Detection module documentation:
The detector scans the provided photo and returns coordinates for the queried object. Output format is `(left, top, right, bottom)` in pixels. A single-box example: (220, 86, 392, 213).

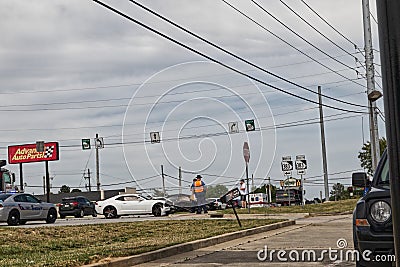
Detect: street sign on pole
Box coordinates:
(243, 142, 250, 163)
(82, 139, 91, 150)
(150, 132, 161, 143)
(228, 122, 239, 134)
(281, 161, 293, 172)
(95, 137, 104, 149)
(245, 119, 255, 131)
(295, 155, 307, 170)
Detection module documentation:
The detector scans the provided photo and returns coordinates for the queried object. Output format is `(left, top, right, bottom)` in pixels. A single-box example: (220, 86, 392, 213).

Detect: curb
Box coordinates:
(84, 220, 295, 267)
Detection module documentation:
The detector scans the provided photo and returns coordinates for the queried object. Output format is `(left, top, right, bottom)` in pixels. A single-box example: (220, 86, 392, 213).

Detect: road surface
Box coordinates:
(136, 214, 355, 266)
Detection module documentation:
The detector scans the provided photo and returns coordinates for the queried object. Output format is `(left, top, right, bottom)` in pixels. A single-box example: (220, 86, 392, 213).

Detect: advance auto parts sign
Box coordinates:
(8, 142, 59, 164)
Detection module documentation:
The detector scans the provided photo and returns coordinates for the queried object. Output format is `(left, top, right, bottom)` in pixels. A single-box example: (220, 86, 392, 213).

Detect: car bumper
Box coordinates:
(355, 226, 395, 266)
(59, 209, 80, 216)
(0, 210, 8, 222)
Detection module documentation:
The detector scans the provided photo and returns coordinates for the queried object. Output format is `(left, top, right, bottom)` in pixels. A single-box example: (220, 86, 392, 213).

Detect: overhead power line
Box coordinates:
(92, 0, 366, 114)
(299, 0, 362, 52)
(127, 0, 367, 110)
(278, 0, 364, 68)
(220, 0, 367, 92)
(251, 0, 359, 73)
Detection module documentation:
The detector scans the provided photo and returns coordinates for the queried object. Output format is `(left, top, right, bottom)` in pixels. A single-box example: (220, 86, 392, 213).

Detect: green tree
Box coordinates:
(330, 183, 345, 201)
(59, 185, 70, 193)
(358, 137, 387, 175)
(206, 184, 228, 198)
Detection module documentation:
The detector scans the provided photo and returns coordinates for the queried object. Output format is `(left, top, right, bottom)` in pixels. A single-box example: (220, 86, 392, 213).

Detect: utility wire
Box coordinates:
(128, 0, 367, 110)
(92, 1, 366, 114)
(299, 0, 362, 53)
(278, 0, 364, 69)
(250, 0, 362, 78)
(220, 0, 367, 92)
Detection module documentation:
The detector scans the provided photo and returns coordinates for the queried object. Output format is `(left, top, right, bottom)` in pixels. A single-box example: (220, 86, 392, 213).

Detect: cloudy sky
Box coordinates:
(0, 0, 384, 199)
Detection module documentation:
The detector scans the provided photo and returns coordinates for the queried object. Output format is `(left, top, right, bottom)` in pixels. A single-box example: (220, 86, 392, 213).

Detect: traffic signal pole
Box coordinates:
(376, 0, 400, 265)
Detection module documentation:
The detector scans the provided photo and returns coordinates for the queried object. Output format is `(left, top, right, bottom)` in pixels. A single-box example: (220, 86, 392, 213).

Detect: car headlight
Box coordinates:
(370, 201, 391, 223)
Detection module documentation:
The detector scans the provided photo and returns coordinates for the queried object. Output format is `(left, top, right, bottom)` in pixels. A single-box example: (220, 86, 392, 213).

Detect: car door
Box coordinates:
(135, 196, 152, 214)
(122, 195, 143, 214)
(13, 194, 34, 219)
(25, 194, 44, 218)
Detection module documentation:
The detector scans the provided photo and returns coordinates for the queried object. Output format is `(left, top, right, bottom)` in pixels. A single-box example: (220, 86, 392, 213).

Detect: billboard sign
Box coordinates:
(8, 142, 59, 164)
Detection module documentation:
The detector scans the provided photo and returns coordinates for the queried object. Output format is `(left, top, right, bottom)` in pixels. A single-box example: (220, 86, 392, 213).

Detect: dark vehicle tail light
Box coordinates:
(71, 201, 78, 207)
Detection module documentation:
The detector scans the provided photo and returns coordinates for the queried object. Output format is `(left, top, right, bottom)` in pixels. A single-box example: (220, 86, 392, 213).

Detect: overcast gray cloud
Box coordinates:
(0, 0, 383, 199)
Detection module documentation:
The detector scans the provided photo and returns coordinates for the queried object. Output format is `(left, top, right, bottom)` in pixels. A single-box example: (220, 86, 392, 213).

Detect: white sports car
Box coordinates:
(0, 193, 57, 226)
(95, 194, 171, 218)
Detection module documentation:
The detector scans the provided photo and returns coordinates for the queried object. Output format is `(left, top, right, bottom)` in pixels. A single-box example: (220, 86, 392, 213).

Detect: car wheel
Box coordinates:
(46, 208, 57, 224)
(75, 209, 85, 218)
(152, 203, 162, 217)
(103, 206, 117, 219)
(7, 210, 20, 226)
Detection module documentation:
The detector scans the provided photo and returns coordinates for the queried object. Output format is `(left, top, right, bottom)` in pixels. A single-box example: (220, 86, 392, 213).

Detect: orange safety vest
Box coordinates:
(194, 180, 204, 193)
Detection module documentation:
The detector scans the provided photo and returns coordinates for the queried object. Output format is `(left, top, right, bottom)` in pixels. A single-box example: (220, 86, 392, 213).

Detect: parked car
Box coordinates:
(0, 193, 57, 226)
(206, 198, 227, 210)
(352, 150, 393, 267)
(95, 193, 171, 218)
(58, 196, 96, 219)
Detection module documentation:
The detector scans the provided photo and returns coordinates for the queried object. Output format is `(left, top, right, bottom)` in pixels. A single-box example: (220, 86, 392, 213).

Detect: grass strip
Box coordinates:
(0, 218, 281, 267)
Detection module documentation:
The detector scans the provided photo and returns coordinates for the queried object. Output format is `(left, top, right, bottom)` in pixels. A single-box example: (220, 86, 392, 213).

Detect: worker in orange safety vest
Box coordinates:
(192, 175, 207, 214)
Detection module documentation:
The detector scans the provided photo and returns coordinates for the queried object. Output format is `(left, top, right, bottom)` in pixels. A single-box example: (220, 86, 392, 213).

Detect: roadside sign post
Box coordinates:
(243, 142, 250, 214)
(295, 155, 307, 206)
(8, 142, 59, 200)
(82, 139, 91, 150)
(281, 156, 293, 206)
(220, 188, 241, 227)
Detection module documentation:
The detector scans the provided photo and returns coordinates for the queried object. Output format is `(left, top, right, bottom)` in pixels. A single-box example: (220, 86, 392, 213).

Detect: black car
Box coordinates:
(352, 150, 394, 266)
(58, 196, 97, 219)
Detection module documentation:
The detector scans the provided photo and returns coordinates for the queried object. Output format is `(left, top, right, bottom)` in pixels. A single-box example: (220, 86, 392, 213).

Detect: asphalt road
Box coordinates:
(135, 214, 356, 267)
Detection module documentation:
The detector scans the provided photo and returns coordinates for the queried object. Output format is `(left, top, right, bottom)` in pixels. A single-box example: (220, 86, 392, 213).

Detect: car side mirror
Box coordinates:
(352, 172, 370, 187)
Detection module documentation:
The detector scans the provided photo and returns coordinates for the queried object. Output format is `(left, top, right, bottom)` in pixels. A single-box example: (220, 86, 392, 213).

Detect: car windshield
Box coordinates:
(377, 155, 390, 186)
(0, 194, 11, 201)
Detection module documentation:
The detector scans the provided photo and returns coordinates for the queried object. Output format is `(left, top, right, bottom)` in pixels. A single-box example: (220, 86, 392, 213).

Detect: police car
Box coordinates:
(0, 193, 57, 226)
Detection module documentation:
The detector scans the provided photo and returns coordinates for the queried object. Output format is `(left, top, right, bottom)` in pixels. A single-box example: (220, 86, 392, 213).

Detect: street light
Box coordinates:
(368, 90, 383, 101)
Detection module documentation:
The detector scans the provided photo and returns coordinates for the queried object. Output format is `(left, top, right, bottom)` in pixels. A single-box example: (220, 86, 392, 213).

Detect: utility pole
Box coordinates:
(376, 0, 400, 265)
(362, 0, 382, 172)
(85, 169, 91, 192)
(45, 161, 50, 202)
(251, 173, 254, 193)
(267, 177, 272, 204)
(319, 86, 329, 201)
(178, 166, 182, 195)
(95, 133, 100, 191)
(161, 165, 166, 197)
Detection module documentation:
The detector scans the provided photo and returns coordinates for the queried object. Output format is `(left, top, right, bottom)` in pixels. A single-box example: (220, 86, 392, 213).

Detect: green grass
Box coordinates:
(222, 198, 358, 215)
(0, 219, 282, 267)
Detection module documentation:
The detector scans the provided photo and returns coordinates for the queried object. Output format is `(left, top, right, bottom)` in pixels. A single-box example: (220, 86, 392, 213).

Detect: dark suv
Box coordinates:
(352, 150, 394, 267)
(58, 196, 97, 219)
